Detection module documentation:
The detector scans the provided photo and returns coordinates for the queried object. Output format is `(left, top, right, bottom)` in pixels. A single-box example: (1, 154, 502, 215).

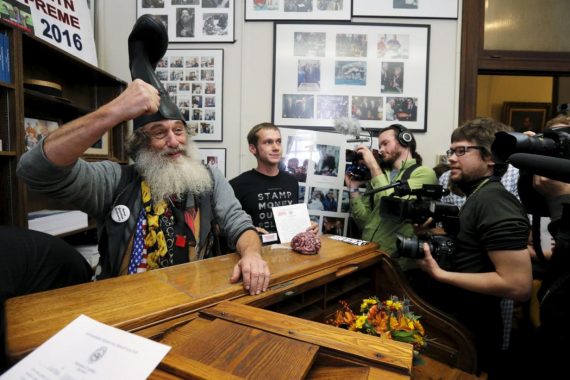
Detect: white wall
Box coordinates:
(96, 1, 462, 179)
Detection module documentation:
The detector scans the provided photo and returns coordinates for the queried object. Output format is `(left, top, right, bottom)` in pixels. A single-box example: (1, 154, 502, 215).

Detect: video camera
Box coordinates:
(492, 126, 570, 184)
(492, 126, 570, 216)
(379, 183, 459, 234)
(345, 149, 371, 181)
(375, 182, 458, 268)
(493, 127, 570, 162)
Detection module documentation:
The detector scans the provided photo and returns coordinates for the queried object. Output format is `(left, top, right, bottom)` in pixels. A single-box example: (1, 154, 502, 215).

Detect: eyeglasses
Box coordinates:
(145, 126, 186, 140)
(446, 145, 484, 158)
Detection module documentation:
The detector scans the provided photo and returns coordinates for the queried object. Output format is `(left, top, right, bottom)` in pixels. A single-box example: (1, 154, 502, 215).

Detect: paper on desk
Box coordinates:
(272, 203, 311, 243)
(1, 314, 170, 380)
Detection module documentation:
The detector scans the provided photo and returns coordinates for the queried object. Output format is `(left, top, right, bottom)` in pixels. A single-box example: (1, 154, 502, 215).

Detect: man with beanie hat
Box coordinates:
(16, 16, 270, 295)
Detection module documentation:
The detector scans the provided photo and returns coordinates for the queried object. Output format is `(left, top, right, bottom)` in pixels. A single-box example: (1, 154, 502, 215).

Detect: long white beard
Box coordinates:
(135, 140, 213, 203)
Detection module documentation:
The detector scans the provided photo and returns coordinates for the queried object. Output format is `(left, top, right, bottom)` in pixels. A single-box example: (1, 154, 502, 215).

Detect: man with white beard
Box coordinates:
(17, 79, 270, 295)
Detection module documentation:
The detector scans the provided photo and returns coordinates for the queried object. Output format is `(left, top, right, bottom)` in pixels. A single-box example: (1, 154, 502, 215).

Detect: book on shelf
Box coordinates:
(0, 30, 9, 83)
(28, 209, 88, 236)
(3, 28, 9, 83)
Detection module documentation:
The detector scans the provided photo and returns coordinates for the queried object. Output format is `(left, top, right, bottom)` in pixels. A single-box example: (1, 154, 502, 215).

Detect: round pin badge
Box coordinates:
(111, 205, 130, 223)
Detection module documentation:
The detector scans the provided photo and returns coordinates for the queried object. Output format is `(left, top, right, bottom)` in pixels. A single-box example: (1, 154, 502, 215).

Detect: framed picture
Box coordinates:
(352, 0, 458, 20)
(273, 22, 430, 132)
(245, 0, 351, 21)
(157, 49, 223, 141)
(85, 132, 110, 157)
(23, 117, 59, 151)
(199, 148, 226, 177)
(136, 0, 235, 43)
(501, 102, 552, 133)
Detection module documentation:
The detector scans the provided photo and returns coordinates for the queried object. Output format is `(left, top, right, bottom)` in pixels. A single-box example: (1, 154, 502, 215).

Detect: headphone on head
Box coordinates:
(391, 124, 414, 147)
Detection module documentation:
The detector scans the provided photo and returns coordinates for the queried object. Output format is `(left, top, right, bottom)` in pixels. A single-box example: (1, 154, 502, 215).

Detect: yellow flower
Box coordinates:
(355, 315, 367, 329)
(360, 298, 378, 312)
(413, 319, 425, 335)
(414, 334, 425, 347)
(392, 301, 402, 311)
(389, 315, 399, 329)
(386, 300, 393, 307)
(398, 316, 411, 331)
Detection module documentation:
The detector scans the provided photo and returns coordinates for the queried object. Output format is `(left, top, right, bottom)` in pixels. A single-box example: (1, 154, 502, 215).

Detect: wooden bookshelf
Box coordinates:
(0, 21, 127, 232)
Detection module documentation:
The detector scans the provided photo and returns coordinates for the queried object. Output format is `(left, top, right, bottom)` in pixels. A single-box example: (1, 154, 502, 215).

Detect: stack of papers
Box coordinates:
(28, 210, 88, 236)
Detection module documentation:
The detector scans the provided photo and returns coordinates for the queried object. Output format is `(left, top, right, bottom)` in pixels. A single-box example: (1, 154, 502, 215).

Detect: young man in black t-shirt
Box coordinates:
(415, 119, 532, 377)
(230, 123, 317, 243)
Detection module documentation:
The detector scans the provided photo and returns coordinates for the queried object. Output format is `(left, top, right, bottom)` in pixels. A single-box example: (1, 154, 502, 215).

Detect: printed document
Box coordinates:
(1, 314, 170, 379)
(272, 203, 311, 243)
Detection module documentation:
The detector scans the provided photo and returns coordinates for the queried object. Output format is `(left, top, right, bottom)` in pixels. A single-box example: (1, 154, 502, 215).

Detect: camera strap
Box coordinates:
(459, 177, 495, 215)
(399, 163, 420, 184)
(371, 163, 420, 209)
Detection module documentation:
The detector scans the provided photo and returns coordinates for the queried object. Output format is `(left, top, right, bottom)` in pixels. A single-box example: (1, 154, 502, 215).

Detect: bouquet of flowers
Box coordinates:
(328, 295, 427, 352)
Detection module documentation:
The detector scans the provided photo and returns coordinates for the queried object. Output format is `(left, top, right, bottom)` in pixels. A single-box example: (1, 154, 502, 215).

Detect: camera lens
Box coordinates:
(395, 234, 424, 259)
(492, 131, 558, 162)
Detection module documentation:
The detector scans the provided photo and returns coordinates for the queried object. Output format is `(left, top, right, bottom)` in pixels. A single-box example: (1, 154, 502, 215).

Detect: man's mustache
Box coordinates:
(160, 147, 185, 157)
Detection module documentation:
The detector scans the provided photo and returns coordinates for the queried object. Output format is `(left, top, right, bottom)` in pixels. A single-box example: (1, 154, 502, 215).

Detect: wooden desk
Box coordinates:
(5, 236, 479, 376)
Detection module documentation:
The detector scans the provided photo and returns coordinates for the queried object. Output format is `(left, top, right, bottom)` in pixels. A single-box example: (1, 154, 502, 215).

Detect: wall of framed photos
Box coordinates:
(95, 1, 462, 180)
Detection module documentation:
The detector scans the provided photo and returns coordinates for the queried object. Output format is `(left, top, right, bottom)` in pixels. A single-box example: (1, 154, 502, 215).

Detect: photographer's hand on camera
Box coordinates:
(355, 145, 383, 177)
(417, 242, 446, 280)
(413, 217, 435, 235)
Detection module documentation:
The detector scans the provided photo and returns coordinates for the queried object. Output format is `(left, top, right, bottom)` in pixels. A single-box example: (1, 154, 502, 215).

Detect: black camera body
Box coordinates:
(345, 149, 371, 181)
(379, 183, 459, 235)
(396, 233, 455, 269)
(382, 183, 458, 269)
(345, 149, 363, 163)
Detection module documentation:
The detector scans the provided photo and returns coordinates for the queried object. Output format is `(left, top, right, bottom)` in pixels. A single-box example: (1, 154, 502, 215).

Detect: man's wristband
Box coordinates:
(349, 188, 360, 194)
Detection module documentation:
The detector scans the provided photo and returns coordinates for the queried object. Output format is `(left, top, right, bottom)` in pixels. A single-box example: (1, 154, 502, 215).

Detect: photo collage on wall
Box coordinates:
(273, 22, 429, 131)
(245, 0, 351, 21)
(137, 0, 234, 42)
(156, 49, 223, 141)
(280, 127, 374, 237)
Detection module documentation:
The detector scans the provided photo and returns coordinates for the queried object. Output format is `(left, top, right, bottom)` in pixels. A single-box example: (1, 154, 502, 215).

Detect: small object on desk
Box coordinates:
(261, 232, 278, 244)
(290, 231, 321, 255)
(329, 235, 369, 246)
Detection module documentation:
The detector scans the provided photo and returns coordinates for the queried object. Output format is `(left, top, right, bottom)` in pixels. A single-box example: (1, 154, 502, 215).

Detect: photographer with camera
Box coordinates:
(345, 124, 437, 268)
(511, 115, 570, 377)
(415, 119, 532, 378)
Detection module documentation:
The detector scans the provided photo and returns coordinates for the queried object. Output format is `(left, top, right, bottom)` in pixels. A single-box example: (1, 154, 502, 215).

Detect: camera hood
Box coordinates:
(510, 153, 570, 183)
